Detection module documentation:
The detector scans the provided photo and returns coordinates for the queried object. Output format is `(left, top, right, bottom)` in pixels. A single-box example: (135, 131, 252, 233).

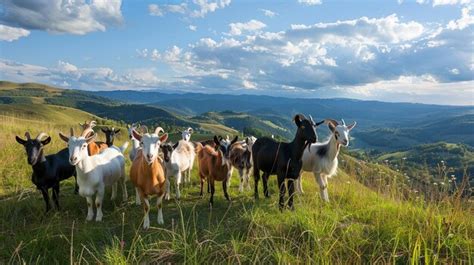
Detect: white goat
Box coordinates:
(128, 123, 145, 205)
(60, 128, 129, 221)
(297, 119, 356, 202)
(161, 140, 195, 200)
(181, 127, 193, 142)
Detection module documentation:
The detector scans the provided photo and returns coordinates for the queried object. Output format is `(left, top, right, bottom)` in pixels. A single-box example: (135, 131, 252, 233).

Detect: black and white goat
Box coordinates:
(16, 132, 77, 212)
(252, 114, 323, 210)
(297, 119, 356, 202)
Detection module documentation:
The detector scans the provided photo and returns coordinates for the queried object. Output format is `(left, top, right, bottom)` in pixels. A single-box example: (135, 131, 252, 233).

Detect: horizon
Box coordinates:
(1, 0, 473, 105)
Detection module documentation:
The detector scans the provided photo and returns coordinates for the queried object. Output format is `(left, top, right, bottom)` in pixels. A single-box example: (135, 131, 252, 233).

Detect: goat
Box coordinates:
(252, 114, 323, 210)
(16, 132, 77, 212)
(101, 127, 120, 147)
(199, 135, 222, 147)
(181, 127, 193, 142)
(59, 129, 128, 221)
(229, 137, 256, 192)
(161, 140, 195, 200)
(79, 120, 108, 156)
(196, 135, 238, 208)
(129, 127, 168, 229)
(297, 119, 356, 201)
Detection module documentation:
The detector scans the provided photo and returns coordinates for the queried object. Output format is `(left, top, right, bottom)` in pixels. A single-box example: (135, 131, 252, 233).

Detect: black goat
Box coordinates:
(101, 127, 121, 147)
(252, 114, 323, 210)
(15, 132, 77, 212)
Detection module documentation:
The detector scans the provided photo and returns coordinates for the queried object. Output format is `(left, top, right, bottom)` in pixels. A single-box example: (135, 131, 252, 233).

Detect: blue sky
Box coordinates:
(0, 0, 473, 105)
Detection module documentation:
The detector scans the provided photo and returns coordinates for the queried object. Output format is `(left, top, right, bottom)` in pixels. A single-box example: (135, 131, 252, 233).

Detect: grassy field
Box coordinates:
(0, 104, 473, 264)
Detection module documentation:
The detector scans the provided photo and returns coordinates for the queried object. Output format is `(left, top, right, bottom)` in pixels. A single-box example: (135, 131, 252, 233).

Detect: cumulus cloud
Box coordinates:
(260, 9, 277, 17)
(432, 0, 471, 6)
(0, 0, 123, 35)
(0, 24, 30, 41)
(133, 13, 472, 103)
(229, 20, 266, 36)
(189, 25, 198, 31)
(447, 7, 474, 30)
(297, 0, 322, 6)
(149, 0, 231, 19)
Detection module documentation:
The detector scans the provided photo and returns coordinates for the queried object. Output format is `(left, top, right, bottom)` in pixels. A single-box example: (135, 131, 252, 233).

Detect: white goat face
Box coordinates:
(68, 137, 89, 166)
(334, 120, 356, 147)
(181, 128, 193, 141)
(141, 134, 162, 165)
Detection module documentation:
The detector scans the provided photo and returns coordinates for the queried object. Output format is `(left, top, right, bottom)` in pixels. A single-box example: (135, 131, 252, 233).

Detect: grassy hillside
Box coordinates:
(0, 81, 238, 139)
(0, 95, 472, 263)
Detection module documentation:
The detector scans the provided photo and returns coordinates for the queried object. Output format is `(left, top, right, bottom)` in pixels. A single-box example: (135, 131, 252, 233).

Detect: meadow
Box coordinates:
(0, 107, 473, 264)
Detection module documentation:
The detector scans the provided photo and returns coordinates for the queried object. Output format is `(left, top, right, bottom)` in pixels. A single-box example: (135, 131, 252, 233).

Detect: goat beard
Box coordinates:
(304, 141, 311, 153)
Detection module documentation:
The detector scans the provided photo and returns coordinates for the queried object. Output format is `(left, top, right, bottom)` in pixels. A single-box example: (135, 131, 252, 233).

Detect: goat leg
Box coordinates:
(40, 187, 51, 213)
(73, 174, 79, 194)
(277, 176, 286, 211)
(209, 179, 215, 209)
(52, 184, 60, 210)
(262, 172, 270, 198)
(287, 178, 295, 211)
(223, 179, 231, 201)
(253, 167, 260, 199)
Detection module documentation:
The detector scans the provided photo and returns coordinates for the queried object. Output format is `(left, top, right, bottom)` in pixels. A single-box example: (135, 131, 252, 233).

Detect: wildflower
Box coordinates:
(402, 157, 407, 160)
(433, 182, 438, 186)
(414, 190, 419, 193)
(448, 180, 452, 183)
(440, 182, 445, 185)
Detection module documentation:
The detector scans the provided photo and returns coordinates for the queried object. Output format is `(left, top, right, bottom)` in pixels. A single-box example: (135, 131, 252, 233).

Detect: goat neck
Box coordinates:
(326, 134, 341, 161)
(289, 128, 309, 161)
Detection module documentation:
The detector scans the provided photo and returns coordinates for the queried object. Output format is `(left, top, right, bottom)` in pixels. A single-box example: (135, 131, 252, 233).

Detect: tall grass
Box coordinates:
(0, 115, 472, 264)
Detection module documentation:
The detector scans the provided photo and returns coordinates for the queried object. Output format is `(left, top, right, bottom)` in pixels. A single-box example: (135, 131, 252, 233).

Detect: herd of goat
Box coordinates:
(15, 115, 356, 229)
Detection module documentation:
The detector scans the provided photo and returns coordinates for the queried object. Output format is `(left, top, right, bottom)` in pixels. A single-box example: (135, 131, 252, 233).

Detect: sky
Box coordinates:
(0, 0, 473, 105)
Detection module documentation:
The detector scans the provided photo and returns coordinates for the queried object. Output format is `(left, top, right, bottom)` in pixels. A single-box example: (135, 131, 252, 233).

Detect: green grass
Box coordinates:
(0, 104, 473, 264)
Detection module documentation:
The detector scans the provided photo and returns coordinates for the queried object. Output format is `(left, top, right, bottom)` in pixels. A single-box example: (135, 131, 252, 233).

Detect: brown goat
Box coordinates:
(129, 127, 168, 229)
(79, 120, 108, 155)
(196, 135, 237, 208)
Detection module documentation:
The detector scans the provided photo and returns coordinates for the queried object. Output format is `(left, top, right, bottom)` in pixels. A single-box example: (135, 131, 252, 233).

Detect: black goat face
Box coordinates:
(161, 144, 173, 162)
(294, 114, 318, 144)
(16, 135, 51, 166)
(101, 127, 120, 145)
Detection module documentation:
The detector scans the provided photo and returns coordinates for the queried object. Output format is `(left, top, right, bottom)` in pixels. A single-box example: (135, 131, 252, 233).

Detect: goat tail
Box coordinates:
(119, 141, 129, 153)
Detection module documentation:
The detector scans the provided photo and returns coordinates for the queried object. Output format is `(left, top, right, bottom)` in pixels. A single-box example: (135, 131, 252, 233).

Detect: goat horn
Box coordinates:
(70, 128, 74, 137)
(309, 114, 315, 125)
(341, 119, 346, 126)
(325, 119, 339, 126)
(155, 127, 164, 135)
(25, 132, 31, 140)
(36, 132, 49, 140)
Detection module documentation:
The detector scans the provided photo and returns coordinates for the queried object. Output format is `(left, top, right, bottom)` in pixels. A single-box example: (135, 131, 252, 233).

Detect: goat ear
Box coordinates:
(347, 121, 357, 131)
(245, 137, 249, 145)
(160, 133, 168, 143)
(114, 129, 120, 134)
(294, 114, 303, 127)
(41, 136, 51, 146)
(173, 141, 179, 149)
(59, 132, 70, 143)
(231, 135, 238, 145)
(15, 136, 27, 145)
(132, 129, 142, 141)
(214, 136, 220, 146)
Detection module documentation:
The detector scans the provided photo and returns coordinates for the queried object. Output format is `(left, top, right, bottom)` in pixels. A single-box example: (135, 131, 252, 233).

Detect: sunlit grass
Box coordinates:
(0, 106, 472, 264)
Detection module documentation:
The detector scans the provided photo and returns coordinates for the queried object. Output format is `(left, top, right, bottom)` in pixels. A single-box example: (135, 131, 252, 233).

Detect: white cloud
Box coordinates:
(450, 68, 460, 74)
(189, 25, 198, 31)
(260, 9, 277, 17)
(297, 0, 322, 6)
(148, 4, 164, 16)
(0, 24, 30, 41)
(432, 0, 471, 6)
(1, 0, 123, 35)
(447, 7, 474, 30)
(191, 0, 232, 18)
(229, 20, 266, 36)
